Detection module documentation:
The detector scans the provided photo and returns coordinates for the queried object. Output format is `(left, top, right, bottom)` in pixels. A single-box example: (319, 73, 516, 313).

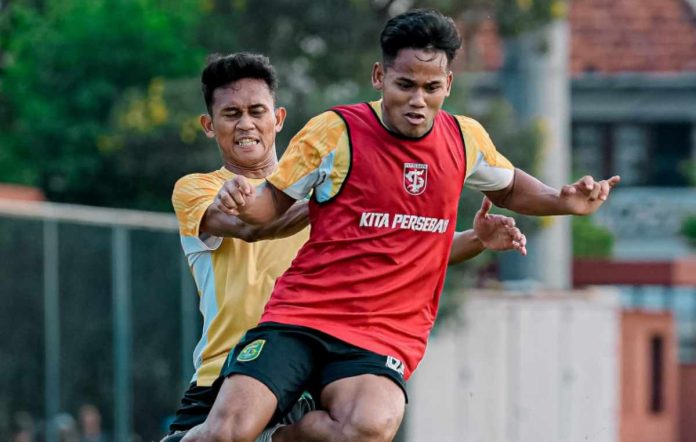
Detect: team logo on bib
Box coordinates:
(237, 339, 266, 362)
(403, 163, 428, 195)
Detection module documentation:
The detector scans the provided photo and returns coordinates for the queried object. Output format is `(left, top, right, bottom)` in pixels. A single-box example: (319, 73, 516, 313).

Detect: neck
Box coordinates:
(223, 157, 278, 179)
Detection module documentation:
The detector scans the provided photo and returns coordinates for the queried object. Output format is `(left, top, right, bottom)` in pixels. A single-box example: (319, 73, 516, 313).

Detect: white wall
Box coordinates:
(407, 289, 620, 442)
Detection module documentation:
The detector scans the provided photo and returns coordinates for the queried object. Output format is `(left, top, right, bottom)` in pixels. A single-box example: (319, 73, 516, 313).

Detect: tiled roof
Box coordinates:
(458, 0, 696, 74)
(0, 184, 45, 201)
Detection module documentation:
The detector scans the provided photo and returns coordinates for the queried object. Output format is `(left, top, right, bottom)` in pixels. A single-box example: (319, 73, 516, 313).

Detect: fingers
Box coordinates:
(560, 184, 577, 197)
(215, 177, 254, 216)
(490, 214, 515, 228)
(234, 175, 253, 196)
(479, 197, 492, 217)
(513, 230, 527, 256)
(564, 174, 621, 203)
(588, 182, 601, 201)
(596, 175, 621, 201)
(505, 225, 527, 256)
(598, 179, 610, 201)
(579, 175, 594, 193)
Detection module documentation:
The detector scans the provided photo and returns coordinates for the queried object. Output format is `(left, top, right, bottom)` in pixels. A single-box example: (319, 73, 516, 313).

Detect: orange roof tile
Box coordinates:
(0, 184, 45, 201)
(459, 0, 696, 74)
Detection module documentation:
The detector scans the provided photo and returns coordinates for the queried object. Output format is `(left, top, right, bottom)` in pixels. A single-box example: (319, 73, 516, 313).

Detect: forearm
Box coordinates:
(487, 169, 570, 216)
(448, 230, 485, 265)
(250, 200, 309, 240)
(203, 200, 308, 242)
(237, 182, 295, 224)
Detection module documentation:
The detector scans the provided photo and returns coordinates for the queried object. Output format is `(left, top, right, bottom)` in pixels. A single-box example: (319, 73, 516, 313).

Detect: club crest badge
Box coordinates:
(236, 339, 266, 362)
(403, 163, 428, 195)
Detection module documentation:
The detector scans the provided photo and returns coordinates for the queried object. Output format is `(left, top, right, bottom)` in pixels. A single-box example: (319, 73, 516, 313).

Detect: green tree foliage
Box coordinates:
(0, 0, 556, 210)
(682, 215, 696, 247)
(0, 0, 204, 205)
(572, 216, 614, 258)
(196, 0, 386, 147)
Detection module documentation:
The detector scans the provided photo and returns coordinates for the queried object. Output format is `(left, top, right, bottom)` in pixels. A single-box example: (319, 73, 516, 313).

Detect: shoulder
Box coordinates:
(452, 114, 489, 136)
(303, 110, 348, 132)
(288, 111, 348, 159)
(172, 171, 227, 208)
(174, 171, 226, 193)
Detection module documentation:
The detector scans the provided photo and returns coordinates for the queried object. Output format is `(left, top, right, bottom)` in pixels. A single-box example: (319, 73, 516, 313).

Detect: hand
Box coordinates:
(179, 424, 207, 441)
(560, 175, 620, 215)
(214, 175, 255, 216)
(474, 197, 527, 255)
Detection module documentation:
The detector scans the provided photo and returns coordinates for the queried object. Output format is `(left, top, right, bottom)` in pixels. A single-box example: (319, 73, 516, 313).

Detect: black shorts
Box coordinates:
(169, 381, 221, 432)
(221, 322, 408, 417)
(168, 379, 315, 433)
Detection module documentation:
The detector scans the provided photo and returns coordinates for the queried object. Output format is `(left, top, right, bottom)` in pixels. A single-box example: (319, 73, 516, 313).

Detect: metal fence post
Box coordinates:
(43, 220, 60, 442)
(112, 227, 132, 442)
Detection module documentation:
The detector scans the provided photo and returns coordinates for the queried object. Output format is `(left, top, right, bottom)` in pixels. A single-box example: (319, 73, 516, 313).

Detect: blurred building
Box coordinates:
(458, 1, 696, 440)
(464, 0, 696, 255)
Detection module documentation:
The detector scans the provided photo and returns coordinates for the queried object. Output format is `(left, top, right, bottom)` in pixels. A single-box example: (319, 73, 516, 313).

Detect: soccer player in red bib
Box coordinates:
(183, 9, 619, 442)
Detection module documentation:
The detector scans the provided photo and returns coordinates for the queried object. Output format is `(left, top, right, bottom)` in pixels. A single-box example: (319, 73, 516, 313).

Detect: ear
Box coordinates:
(371, 62, 384, 91)
(274, 106, 287, 133)
(200, 114, 215, 139)
(445, 71, 453, 97)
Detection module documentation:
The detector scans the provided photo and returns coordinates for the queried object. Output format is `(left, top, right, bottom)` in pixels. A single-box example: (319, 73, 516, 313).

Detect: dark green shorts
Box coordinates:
(168, 380, 315, 434)
(221, 322, 408, 417)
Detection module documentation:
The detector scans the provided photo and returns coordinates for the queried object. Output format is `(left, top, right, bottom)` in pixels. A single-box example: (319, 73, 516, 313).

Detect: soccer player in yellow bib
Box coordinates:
(165, 52, 527, 441)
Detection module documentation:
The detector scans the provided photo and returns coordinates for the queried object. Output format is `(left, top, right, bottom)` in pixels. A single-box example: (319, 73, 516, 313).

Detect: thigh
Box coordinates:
(321, 374, 406, 442)
(319, 344, 408, 403)
(221, 323, 321, 417)
(186, 374, 277, 442)
(169, 382, 221, 432)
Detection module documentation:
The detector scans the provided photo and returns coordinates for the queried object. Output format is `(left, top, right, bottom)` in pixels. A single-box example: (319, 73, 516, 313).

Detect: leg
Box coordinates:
(274, 374, 405, 442)
(182, 374, 277, 442)
(184, 323, 321, 442)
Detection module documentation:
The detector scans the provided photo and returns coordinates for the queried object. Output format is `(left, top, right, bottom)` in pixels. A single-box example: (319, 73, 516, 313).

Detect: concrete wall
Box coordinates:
(679, 364, 696, 442)
(620, 311, 679, 442)
(407, 289, 620, 442)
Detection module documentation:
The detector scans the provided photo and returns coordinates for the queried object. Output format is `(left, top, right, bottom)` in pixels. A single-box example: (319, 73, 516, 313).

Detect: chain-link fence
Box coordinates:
(0, 199, 200, 442)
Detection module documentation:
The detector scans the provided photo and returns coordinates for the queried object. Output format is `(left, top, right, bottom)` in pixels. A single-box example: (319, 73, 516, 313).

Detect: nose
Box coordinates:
(237, 112, 254, 130)
(408, 89, 426, 108)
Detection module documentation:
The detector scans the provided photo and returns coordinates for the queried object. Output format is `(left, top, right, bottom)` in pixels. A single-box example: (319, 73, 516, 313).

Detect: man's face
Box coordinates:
(372, 48, 453, 138)
(201, 78, 286, 168)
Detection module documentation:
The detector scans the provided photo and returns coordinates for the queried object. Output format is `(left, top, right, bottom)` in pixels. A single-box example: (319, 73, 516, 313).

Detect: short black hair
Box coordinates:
(380, 9, 461, 67)
(201, 52, 278, 115)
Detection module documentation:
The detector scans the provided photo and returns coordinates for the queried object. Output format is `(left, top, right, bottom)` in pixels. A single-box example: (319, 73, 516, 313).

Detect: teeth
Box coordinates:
(237, 139, 257, 146)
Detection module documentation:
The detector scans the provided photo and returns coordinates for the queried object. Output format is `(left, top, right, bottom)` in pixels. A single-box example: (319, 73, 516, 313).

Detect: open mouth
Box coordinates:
(235, 137, 260, 149)
(404, 112, 426, 125)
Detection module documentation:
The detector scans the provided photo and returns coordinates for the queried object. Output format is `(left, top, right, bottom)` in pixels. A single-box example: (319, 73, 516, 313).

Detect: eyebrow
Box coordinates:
(395, 77, 442, 86)
(219, 103, 268, 112)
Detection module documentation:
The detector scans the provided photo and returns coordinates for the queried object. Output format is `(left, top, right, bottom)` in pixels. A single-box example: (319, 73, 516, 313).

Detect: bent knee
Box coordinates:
(342, 408, 404, 442)
(205, 415, 264, 442)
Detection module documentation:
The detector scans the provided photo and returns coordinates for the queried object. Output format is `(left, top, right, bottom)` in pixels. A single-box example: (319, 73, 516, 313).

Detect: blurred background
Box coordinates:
(0, 0, 695, 441)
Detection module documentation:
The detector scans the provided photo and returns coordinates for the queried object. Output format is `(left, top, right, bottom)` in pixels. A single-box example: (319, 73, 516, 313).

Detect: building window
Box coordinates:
(613, 125, 648, 186)
(650, 334, 664, 414)
(572, 122, 692, 186)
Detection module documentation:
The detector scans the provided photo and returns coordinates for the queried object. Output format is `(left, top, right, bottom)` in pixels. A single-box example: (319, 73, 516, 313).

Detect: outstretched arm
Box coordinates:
(448, 197, 527, 265)
(485, 169, 620, 216)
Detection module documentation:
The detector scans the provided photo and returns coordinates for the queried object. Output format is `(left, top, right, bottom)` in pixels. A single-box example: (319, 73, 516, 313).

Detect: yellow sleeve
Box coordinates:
(456, 115, 515, 191)
(267, 111, 350, 202)
(171, 173, 222, 237)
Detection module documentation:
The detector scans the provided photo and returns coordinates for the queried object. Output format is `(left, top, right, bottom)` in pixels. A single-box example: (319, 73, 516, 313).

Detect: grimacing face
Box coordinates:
(200, 78, 286, 169)
(372, 48, 453, 138)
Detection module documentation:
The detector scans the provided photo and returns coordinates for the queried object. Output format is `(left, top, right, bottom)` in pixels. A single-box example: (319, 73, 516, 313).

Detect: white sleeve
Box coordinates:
(465, 151, 514, 191)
